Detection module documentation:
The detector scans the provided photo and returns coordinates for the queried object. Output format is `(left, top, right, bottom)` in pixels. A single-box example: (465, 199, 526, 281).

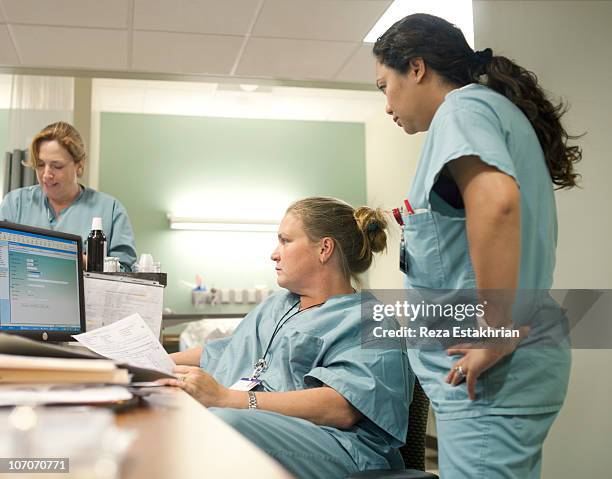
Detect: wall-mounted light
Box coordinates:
(167, 214, 279, 232)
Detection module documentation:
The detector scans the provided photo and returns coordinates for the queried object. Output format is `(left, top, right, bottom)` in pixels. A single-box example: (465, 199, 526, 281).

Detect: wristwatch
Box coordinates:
(247, 391, 258, 410)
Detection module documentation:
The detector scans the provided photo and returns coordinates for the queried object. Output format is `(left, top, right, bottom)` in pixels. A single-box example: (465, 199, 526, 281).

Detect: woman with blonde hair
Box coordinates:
(162, 197, 413, 479)
(0, 121, 136, 270)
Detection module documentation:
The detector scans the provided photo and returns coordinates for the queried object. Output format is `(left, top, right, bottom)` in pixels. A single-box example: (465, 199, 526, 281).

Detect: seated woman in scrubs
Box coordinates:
(163, 197, 413, 479)
(0, 121, 137, 270)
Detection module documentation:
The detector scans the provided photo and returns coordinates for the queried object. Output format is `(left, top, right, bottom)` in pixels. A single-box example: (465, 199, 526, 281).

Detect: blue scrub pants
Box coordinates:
(209, 407, 361, 479)
(436, 412, 558, 479)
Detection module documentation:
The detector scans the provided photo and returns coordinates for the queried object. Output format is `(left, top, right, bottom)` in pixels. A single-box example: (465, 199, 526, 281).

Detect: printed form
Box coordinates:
(84, 274, 164, 338)
(74, 313, 175, 374)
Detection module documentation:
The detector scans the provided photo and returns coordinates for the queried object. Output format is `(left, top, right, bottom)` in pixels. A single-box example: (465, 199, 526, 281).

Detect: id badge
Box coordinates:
(399, 235, 409, 274)
(229, 377, 261, 391)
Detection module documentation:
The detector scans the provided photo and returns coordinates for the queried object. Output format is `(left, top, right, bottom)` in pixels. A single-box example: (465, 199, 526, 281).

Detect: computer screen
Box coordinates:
(0, 221, 85, 341)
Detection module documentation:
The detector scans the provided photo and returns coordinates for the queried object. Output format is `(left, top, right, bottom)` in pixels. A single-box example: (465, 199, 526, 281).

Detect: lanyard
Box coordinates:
(251, 299, 324, 379)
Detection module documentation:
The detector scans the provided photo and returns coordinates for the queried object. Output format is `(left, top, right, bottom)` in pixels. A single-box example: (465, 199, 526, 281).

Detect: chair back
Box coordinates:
(399, 379, 430, 471)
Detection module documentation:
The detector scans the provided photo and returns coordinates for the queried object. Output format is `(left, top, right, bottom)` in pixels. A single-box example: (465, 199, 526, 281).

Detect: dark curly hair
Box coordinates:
(373, 14, 581, 189)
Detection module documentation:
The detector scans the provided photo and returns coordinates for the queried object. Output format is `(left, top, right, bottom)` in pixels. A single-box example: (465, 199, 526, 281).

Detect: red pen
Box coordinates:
(392, 208, 404, 226)
(404, 199, 415, 215)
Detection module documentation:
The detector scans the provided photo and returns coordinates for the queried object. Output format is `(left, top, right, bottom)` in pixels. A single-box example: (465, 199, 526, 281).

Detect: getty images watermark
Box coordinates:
(360, 289, 612, 349)
(370, 298, 520, 339)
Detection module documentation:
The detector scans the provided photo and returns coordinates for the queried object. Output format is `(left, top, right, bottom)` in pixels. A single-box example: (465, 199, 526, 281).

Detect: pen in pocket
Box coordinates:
(404, 199, 415, 215)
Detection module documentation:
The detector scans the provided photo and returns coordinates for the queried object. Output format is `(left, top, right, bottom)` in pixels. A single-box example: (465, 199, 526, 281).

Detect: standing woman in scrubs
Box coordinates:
(373, 14, 581, 478)
(0, 122, 137, 270)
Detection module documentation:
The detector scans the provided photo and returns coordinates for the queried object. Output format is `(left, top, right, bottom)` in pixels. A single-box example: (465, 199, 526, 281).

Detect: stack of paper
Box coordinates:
(0, 354, 129, 385)
(0, 314, 179, 407)
(0, 313, 177, 382)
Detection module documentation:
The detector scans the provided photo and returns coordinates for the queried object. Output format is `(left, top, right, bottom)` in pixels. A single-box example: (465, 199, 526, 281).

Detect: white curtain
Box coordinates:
(1, 75, 74, 196)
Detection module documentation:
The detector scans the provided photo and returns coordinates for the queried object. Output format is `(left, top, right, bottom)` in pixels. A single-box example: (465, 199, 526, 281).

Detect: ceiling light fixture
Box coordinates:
(363, 0, 474, 47)
(239, 84, 259, 92)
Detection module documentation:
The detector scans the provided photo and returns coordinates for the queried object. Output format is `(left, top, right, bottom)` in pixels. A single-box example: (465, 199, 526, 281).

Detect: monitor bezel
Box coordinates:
(0, 221, 86, 342)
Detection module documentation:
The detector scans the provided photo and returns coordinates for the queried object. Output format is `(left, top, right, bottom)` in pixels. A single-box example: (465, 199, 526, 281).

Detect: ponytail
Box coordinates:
(373, 13, 582, 189)
(481, 55, 581, 188)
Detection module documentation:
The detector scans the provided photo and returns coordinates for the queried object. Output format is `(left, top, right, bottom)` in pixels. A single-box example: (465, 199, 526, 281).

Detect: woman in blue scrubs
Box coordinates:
(373, 14, 582, 478)
(163, 197, 413, 479)
(0, 122, 136, 270)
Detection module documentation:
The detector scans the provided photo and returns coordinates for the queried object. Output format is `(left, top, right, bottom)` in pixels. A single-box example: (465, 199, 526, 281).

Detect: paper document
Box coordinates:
(84, 273, 164, 338)
(74, 313, 176, 375)
(0, 384, 133, 407)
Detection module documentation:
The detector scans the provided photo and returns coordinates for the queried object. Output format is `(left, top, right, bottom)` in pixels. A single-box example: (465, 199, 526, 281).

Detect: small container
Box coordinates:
(86, 217, 106, 273)
(138, 254, 153, 271)
(104, 257, 121, 272)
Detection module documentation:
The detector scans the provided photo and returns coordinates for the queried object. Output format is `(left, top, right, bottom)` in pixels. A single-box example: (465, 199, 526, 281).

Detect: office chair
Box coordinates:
(346, 379, 439, 479)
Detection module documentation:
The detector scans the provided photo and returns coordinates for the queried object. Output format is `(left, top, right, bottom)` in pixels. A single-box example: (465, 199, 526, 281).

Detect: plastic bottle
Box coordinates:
(86, 217, 106, 272)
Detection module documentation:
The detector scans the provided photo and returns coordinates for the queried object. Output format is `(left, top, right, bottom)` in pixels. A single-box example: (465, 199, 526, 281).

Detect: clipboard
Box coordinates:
(84, 272, 165, 339)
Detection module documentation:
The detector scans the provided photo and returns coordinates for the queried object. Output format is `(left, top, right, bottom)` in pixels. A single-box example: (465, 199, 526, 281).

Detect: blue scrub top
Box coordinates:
(0, 184, 137, 270)
(201, 290, 413, 470)
(403, 84, 570, 419)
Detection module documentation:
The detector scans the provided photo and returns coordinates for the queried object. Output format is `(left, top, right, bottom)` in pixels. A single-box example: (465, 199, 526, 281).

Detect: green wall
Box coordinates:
(99, 113, 366, 312)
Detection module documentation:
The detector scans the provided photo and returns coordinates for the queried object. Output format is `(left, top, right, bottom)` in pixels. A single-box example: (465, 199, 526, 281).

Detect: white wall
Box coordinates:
(475, 2, 612, 477)
(365, 112, 424, 289)
(365, 1, 612, 476)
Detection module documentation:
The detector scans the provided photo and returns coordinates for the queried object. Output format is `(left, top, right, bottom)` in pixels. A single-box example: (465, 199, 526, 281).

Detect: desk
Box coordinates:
(161, 313, 247, 352)
(162, 311, 247, 330)
(116, 388, 293, 479)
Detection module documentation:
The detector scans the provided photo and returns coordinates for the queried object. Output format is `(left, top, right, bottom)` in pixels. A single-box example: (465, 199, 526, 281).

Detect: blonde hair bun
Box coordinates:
(354, 206, 388, 255)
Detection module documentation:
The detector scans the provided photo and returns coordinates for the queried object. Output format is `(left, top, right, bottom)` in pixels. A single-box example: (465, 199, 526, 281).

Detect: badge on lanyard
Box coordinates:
(229, 377, 262, 391)
(400, 234, 409, 274)
(393, 205, 410, 274)
(230, 300, 322, 393)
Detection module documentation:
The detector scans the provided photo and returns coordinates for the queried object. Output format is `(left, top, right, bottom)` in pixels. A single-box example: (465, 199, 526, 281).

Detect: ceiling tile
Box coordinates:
(236, 37, 357, 81)
(253, 0, 392, 41)
(133, 0, 259, 35)
(335, 43, 377, 84)
(132, 31, 243, 75)
(12, 25, 128, 69)
(2, 0, 129, 28)
(0, 25, 20, 65)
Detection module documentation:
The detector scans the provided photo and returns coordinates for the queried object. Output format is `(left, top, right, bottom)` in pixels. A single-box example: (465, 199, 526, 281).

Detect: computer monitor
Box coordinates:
(0, 221, 85, 342)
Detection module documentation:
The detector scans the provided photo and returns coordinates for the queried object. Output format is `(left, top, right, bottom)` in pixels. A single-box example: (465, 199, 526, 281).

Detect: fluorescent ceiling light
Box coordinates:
(364, 0, 474, 47)
(239, 84, 259, 92)
(168, 215, 278, 233)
